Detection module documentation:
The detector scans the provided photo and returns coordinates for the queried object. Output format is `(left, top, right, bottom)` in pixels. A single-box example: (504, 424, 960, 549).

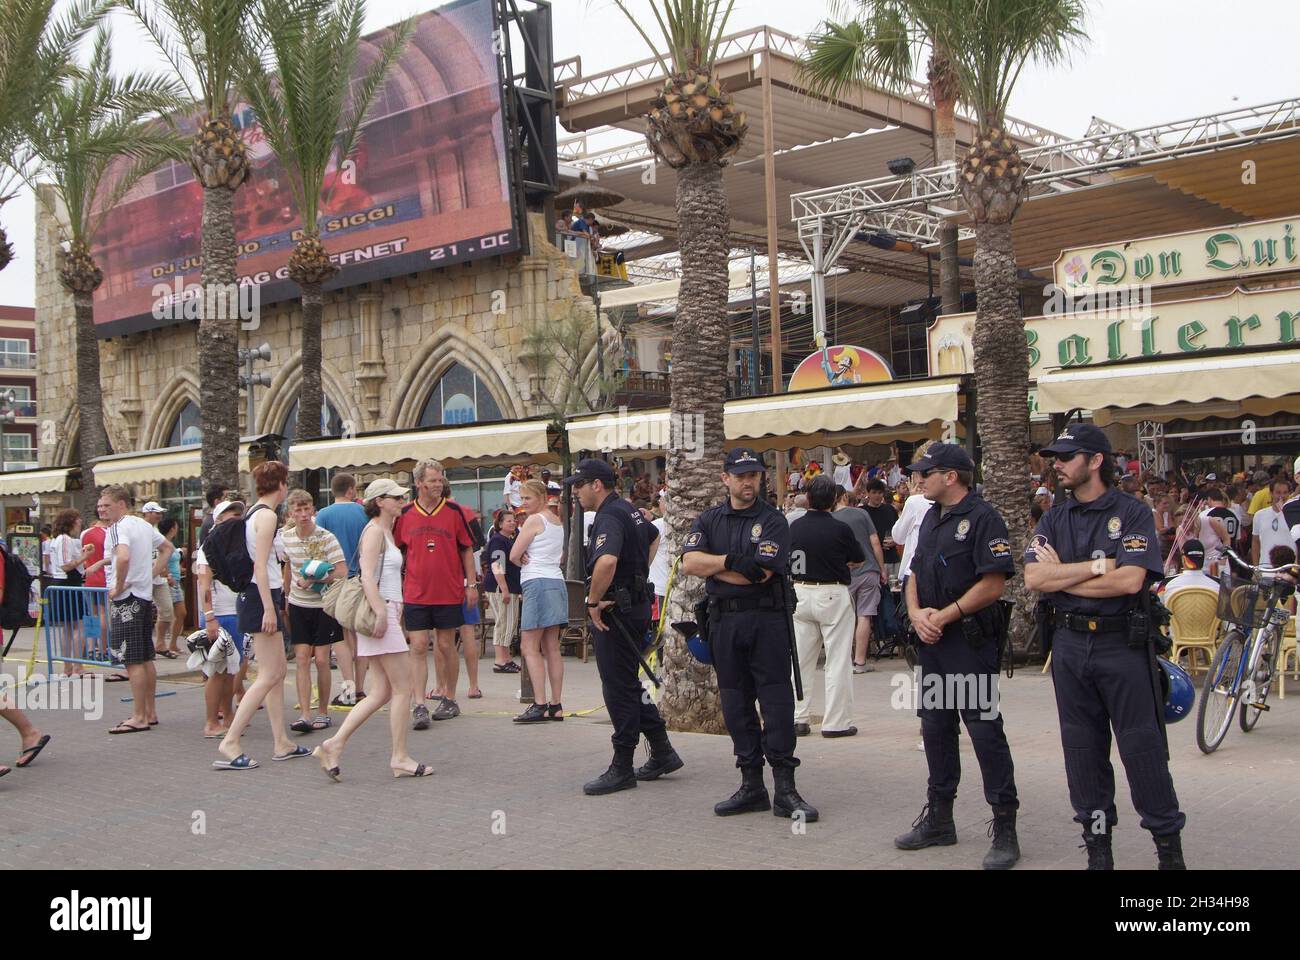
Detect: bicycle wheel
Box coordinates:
(1197, 631, 1245, 754)
(1240, 628, 1281, 733)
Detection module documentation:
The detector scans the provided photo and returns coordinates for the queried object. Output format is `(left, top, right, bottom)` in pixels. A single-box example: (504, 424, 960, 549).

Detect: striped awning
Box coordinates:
(725, 377, 963, 442)
(0, 467, 73, 496)
(289, 419, 555, 471)
(92, 444, 253, 486)
(1036, 349, 1300, 422)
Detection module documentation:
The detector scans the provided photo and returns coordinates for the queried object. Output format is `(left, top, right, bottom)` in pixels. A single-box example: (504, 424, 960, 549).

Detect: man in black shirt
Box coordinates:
(790, 476, 865, 737)
(861, 480, 900, 569)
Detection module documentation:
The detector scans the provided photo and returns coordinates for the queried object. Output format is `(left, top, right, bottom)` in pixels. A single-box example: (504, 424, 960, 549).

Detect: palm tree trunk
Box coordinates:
(970, 217, 1032, 648)
(72, 288, 108, 522)
(660, 161, 729, 734)
(296, 280, 323, 494)
(934, 97, 961, 315)
(199, 185, 240, 494)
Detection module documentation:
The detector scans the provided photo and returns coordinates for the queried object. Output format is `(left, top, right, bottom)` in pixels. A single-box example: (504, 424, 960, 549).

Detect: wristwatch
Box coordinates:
(586, 600, 601, 607)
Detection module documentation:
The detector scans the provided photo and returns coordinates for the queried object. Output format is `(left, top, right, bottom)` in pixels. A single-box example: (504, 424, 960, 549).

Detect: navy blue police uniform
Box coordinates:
(684, 453, 797, 774)
(1028, 425, 1185, 850)
(908, 455, 1018, 812)
(568, 459, 680, 795)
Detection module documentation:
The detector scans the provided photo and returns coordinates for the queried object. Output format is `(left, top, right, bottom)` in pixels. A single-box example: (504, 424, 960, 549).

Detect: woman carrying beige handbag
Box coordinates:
(314, 479, 433, 781)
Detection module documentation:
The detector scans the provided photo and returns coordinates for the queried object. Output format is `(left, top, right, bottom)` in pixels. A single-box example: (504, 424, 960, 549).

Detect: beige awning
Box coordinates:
(0, 467, 72, 496)
(92, 444, 252, 486)
(1036, 350, 1300, 421)
(289, 420, 555, 471)
(725, 377, 963, 442)
(566, 408, 672, 455)
(598, 269, 753, 308)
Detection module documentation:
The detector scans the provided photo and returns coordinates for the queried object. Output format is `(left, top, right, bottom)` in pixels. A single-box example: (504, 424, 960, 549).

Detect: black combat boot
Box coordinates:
(771, 766, 819, 822)
(981, 806, 1020, 870)
(1081, 830, 1114, 870)
(894, 796, 957, 850)
(1154, 832, 1186, 870)
(583, 750, 637, 796)
(634, 738, 684, 781)
(714, 766, 770, 816)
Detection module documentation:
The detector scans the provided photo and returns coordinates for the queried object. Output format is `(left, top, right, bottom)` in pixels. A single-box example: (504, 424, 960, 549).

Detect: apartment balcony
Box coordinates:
(0, 353, 37, 371)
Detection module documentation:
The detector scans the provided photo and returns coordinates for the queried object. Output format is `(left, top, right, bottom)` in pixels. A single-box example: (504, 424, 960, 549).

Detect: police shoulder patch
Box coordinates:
(685, 531, 703, 548)
(756, 540, 780, 559)
(1121, 534, 1149, 554)
(988, 538, 1011, 557)
(1029, 534, 1048, 549)
(594, 533, 607, 549)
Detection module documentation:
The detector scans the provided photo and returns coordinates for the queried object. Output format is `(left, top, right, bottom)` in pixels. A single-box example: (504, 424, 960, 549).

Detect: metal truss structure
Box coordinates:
(1137, 420, 1167, 478)
(791, 97, 1300, 337)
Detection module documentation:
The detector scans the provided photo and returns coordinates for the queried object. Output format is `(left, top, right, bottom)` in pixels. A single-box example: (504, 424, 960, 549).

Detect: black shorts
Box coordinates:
(403, 603, 464, 633)
(237, 587, 286, 637)
(288, 604, 342, 647)
(110, 596, 157, 666)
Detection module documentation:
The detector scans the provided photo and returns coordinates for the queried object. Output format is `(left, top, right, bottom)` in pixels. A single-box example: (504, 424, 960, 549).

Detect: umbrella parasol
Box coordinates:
(555, 171, 625, 211)
(592, 213, 632, 237)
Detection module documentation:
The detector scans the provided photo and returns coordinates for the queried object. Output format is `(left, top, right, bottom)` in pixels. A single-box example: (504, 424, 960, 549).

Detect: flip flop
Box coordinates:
(0, 765, 9, 779)
(311, 716, 332, 730)
(467, 691, 483, 700)
(212, 754, 258, 770)
(272, 745, 312, 762)
(148, 720, 159, 726)
(312, 745, 340, 782)
(105, 673, 130, 683)
(393, 763, 434, 779)
(109, 721, 150, 735)
(290, 718, 312, 733)
(202, 733, 224, 739)
(15, 734, 51, 768)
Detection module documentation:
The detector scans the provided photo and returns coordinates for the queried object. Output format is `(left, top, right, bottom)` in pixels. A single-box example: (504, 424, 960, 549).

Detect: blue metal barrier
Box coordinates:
(42, 585, 114, 674)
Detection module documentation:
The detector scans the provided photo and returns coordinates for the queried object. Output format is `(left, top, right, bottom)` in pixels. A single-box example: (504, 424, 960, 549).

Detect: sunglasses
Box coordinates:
(921, 468, 954, 478)
(1051, 450, 1092, 463)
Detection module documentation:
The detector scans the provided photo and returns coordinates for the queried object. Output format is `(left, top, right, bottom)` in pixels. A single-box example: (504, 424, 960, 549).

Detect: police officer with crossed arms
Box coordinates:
(568, 459, 684, 796)
(1025, 424, 1186, 870)
(681, 448, 817, 822)
(896, 442, 1021, 869)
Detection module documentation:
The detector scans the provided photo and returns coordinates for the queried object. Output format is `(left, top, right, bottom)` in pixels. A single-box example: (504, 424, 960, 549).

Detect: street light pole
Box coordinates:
(238, 343, 272, 435)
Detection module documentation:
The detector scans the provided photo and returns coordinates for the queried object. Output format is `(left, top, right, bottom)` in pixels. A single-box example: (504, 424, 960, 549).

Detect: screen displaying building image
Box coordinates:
(90, 0, 518, 337)
(169, 400, 202, 447)
(417, 362, 503, 427)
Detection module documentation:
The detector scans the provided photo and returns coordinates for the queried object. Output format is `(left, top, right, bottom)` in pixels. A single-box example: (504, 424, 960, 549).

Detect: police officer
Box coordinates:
(1024, 424, 1186, 870)
(568, 459, 683, 795)
(896, 442, 1021, 870)
(681, 448, 817, 822)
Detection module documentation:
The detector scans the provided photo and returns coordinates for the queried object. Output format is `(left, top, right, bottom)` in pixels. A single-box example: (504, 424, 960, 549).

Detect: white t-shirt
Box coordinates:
(108, 515, 166, 602)
(193, 546, 238, 616)
(894, 494, 933, 580)
(1163, 569, 1220, 605)
(504, 474, 523, 509)
(1254, 505, 1293, 562)
(46, 534, 81, 580)
(649, 517, 670, 597)
(832, 464, 852, 489)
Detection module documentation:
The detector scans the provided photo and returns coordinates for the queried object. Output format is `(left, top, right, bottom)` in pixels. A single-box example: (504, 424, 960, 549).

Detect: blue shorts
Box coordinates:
(462, 599, 481, 626)
(200, 612, 245, 656)
(520, 578, 568, 631)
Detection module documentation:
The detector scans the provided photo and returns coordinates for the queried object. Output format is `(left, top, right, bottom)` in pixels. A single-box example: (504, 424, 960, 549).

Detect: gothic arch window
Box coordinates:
(280, 397, 344, 452)
(417, 362, 502, 427)
(168, 400, 202, 447)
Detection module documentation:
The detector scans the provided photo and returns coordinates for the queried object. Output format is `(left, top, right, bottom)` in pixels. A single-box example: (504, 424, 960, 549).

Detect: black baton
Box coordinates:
(603, 609, 662, 688)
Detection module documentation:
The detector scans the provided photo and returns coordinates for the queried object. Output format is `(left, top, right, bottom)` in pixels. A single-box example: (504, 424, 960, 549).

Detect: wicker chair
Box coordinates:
(1166, 587, 1220, 674)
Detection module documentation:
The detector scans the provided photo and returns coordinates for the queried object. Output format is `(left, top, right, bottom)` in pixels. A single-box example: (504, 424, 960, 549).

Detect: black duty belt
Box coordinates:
(1058, 612, 1130, 635)
(710, 595, 782, 614)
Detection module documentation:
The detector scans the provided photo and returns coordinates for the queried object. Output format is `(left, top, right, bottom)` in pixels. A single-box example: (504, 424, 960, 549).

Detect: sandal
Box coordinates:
(212, 754, 258, 770)
(105, 673, 130, 683)
(289, 718, 312, 733)
(467, 690, 483, 700)
(16, 734, 51, 767)
(272, 745, 312, 761)
(312, 745, 340, 782)
(393, 763, 434, 779)
(311, 716, 332, 730)
(109, 721, 150, 735)
(546, 703, 564, 721)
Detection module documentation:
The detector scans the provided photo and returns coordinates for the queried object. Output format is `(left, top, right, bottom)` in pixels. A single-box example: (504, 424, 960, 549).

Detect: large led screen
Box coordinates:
(91, 0, 519, 337)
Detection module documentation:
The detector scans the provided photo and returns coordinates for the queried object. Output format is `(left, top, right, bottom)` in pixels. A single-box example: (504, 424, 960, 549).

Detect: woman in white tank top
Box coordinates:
(510, 479, 567, 722)
(314, 478, 433, 781)
(217, 462, 302, 771)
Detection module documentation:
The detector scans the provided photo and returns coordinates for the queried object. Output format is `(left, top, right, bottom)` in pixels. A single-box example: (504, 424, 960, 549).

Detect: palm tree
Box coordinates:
(126, 0, 264, 493)
(799, 1, 963, 314)
(18, 27, 185, 519)
(610, 0, 748, 733)
(910, 0, 1087, 645)
(239, 0, 410, 486)
(0, 0, 107, 274)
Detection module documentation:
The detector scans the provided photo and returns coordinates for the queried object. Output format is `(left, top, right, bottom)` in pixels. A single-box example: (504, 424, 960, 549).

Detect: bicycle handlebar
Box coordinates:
(1221, 548, 1300, 580)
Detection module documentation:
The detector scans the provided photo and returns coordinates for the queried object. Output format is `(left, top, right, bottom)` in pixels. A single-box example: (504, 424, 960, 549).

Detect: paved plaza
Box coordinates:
(3, 632, 1299, 870)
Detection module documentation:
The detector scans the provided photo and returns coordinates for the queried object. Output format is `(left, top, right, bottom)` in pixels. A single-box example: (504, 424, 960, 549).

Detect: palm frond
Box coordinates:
(605, 0, 738, 76)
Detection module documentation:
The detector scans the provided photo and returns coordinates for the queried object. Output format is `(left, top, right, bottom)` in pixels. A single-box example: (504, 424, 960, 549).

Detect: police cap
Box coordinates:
(1040, 423, 1111, 456)
(724, 448, 765, 475)
(563, 458, 617, 486)
(905, 442, 974, 474)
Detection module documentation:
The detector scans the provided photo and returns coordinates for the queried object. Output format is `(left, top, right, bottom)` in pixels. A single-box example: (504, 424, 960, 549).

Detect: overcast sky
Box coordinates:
(2, 0, 1296, 308)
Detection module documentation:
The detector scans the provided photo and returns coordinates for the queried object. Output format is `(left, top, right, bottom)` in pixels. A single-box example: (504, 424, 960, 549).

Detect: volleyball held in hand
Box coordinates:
(300, 559, 333, 593)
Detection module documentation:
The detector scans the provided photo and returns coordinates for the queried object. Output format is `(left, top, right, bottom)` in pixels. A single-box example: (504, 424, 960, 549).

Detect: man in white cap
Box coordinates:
(141, 502, 176, 657)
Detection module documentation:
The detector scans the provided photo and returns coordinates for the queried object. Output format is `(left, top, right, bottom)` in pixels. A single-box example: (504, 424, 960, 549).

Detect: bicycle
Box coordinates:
(1195, 548, 1299, 754)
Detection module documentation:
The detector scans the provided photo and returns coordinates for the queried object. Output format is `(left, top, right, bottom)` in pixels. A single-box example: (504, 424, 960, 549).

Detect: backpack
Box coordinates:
(203, 504, 270, 593)
(0, 543, 36, 629)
